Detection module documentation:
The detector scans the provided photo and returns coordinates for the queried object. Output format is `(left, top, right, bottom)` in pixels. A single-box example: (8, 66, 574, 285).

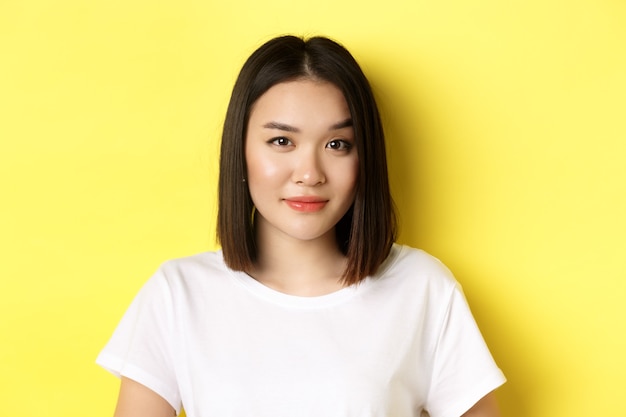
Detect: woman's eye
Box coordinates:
(269, 137, 292, 146)
(326, 139, 352, 151)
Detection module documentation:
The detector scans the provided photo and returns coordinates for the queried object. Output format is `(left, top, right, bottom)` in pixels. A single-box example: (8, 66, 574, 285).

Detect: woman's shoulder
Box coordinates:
(373, 243, 459, 294)
(148, 250, 232, 291)
(160, 249, 228, 271)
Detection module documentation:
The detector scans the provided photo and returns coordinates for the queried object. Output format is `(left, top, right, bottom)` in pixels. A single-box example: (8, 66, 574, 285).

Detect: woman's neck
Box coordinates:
(248, 226, 348, 297)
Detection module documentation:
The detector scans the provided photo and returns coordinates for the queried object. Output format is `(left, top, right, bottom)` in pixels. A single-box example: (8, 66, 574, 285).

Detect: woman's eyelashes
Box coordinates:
(268, 136, 292, 147)
(326, 139, 353, 151)
(266, 136, 353, 152)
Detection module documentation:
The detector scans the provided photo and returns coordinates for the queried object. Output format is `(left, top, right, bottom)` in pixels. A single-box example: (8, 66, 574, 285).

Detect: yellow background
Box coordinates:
(1, 0, 625, 416)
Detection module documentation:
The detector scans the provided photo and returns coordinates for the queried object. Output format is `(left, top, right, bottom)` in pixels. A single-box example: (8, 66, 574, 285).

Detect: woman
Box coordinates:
(97, 35, 506, 417)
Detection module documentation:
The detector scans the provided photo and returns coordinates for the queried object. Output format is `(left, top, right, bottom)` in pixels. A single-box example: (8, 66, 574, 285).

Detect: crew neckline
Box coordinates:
(225, 243, 403, 309)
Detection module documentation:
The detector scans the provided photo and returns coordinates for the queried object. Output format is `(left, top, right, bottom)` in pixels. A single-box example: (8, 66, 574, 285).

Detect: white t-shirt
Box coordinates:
(97, 244, 505, 417)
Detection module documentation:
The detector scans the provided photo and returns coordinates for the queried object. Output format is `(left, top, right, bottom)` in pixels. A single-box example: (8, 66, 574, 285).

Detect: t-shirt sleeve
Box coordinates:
(425, 284, 506, 417)
(96, 268, 182, 414)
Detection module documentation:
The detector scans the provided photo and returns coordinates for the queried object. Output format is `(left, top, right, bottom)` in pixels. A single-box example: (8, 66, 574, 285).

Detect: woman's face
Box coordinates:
(245, 79, 358, 245)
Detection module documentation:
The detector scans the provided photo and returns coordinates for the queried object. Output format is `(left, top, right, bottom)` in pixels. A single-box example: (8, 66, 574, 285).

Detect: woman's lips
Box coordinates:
(283, 197, 328, 212)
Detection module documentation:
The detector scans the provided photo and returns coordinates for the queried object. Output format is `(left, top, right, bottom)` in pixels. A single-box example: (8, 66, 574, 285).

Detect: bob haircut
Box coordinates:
(217, 35, 396, 285)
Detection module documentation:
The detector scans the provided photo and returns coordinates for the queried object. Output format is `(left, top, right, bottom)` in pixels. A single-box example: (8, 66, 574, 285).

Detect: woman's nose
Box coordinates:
(292, 150, 326, 186)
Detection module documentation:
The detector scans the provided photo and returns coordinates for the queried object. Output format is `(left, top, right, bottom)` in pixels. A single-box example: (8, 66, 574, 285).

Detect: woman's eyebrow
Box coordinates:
(262, 118, 353, 133)
(262, 121, 300, 132)
(330, 118, 353, 130)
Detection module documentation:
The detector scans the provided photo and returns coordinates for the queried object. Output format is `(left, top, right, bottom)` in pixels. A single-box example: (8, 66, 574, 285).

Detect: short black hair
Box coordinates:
(217, 35, 396, 285)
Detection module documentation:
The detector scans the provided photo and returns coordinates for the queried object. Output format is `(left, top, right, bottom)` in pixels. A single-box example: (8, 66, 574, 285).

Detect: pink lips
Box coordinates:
(284, 196, 328, 212)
